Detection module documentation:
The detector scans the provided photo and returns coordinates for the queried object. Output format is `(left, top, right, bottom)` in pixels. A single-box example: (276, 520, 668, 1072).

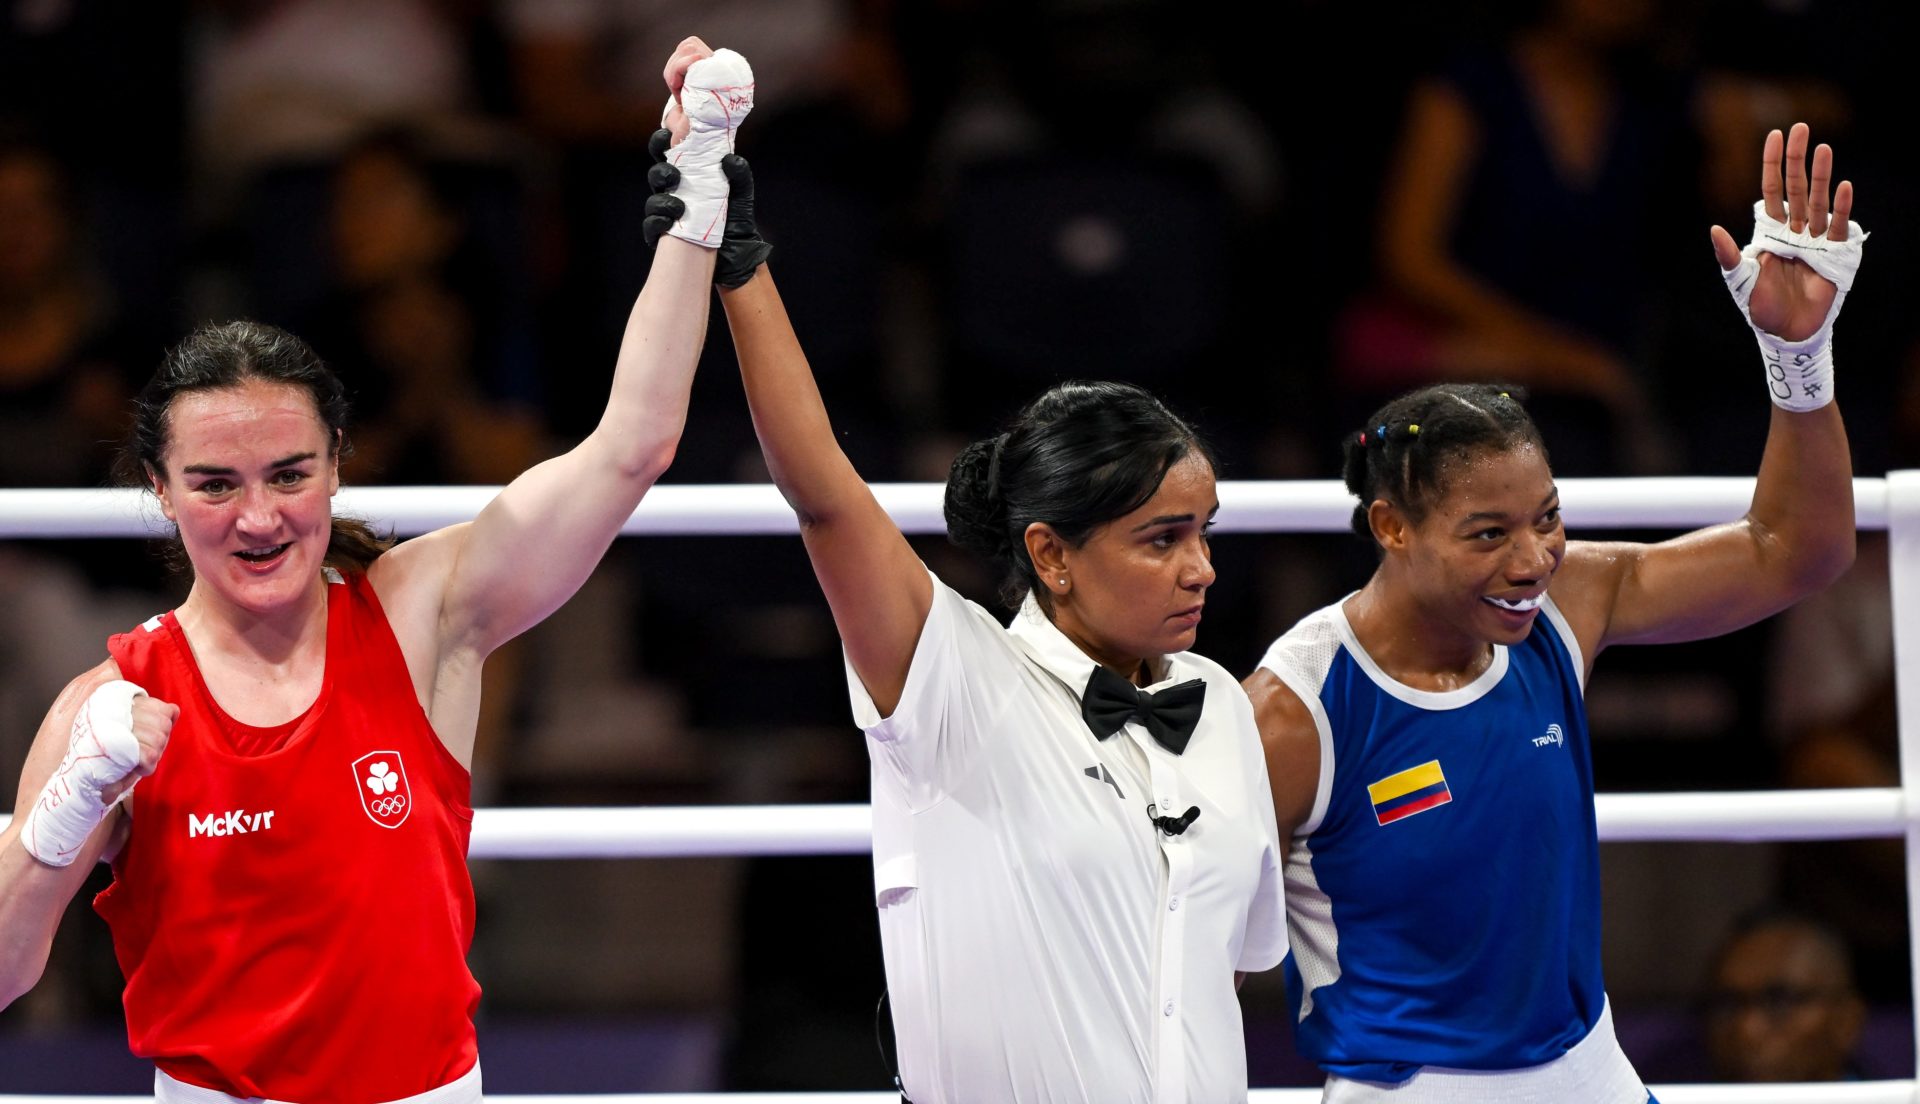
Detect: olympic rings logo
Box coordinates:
(352, 752, 412, 829)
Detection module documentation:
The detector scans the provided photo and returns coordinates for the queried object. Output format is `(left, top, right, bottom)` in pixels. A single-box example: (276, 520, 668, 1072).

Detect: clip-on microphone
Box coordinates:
(1147, 803, 1201, 836)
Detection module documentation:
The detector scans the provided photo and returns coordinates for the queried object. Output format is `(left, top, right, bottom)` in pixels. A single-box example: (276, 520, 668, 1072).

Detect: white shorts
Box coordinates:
(1322, 999, 1648, 1104)
(155, 1060, 480, 1104)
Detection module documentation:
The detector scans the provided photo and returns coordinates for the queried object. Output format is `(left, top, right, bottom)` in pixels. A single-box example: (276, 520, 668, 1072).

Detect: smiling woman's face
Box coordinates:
(1046, 451, 1219, 673)
(1392, 442, 1566, 647)
(153, 379, 339, 616)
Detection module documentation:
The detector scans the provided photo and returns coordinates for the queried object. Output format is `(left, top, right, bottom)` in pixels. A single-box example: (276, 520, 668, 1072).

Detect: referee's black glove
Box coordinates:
(715, 153, 772, 289)
(641, 128, 686, 249)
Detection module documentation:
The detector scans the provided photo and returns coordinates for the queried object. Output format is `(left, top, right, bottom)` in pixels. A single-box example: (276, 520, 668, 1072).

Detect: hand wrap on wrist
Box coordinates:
(21, 680, 145, 867)
(1721, 199, 1868, 412)
(657, 48, 754, 248)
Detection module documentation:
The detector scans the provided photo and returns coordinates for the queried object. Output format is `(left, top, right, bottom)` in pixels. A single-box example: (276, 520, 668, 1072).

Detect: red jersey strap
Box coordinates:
(106, 614, 172, 693)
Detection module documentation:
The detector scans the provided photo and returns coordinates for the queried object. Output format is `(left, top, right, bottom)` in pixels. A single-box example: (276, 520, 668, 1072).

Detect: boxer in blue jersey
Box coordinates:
(1245, 123, 1864, 1102)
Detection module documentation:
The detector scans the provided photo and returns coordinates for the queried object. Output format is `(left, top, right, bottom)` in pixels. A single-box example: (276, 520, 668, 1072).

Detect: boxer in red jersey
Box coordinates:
(0, 36, 749, 1104)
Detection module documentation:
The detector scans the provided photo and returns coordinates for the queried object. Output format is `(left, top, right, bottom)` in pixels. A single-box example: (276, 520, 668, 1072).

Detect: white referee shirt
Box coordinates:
(848, 568, 1288, 1104)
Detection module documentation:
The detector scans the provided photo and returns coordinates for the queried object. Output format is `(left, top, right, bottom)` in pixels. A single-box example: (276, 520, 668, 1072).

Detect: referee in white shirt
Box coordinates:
(702, 154, 1288, 1101)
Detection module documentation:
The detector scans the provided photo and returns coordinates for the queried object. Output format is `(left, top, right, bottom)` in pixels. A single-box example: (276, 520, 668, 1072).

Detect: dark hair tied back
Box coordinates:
(119, 320, 393, 573)
(944, 435, 1014, 562)
(1342, 383, 1545, 545)
(944, 381, 1213, 609)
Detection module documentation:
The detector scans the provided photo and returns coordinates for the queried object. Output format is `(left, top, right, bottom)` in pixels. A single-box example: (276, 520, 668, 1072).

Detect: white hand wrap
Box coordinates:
(1721, 199, 1868, 412)
(659, 48, 755, 247)
(21, 680, 146, 867)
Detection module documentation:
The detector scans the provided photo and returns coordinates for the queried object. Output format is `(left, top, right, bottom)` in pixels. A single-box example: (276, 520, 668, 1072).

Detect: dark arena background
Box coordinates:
(1, 0, 1918, 1098)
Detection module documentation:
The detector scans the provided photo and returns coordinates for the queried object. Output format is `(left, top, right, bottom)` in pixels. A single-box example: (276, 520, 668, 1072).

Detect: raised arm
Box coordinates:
(427, 230, 715, 649)
(375, 40, 738, 651)
(1555, 124, 1859, 656)
(713, 165, 929, 716)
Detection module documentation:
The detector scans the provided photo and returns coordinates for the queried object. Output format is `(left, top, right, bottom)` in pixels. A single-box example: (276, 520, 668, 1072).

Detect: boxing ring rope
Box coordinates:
(0, 477, 1898, 538)
(1, 474, 1916, 1104)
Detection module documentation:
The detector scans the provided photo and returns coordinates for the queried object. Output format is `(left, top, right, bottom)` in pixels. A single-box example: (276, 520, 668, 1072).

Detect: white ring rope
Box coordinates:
(0, 477, 1907, 852)
(0, 477, 1896, 538)
(0, 790, 1903, 859)
(3, 476, 1916, 1103)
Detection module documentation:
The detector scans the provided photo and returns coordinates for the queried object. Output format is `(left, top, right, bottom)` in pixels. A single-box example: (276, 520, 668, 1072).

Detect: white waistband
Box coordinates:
(155, 1060, 480, 1104)
(1323, 999, 1646, 1104)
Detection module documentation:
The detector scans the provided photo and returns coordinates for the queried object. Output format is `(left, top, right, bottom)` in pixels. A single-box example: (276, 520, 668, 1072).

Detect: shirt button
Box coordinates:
(1168, 897, 1181, 912)
(1164, 1000, 1176, 1017)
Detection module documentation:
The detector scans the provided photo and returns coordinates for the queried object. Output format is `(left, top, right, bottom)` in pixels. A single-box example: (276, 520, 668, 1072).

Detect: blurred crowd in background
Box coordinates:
(1, 0, 1916, 1090)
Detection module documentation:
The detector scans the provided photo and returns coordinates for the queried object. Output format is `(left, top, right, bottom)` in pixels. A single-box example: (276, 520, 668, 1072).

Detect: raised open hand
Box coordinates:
(1711, 123, 1856, 341)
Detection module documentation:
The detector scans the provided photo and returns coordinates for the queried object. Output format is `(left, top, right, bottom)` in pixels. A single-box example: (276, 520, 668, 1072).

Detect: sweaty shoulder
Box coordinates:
(1544, 540, 1637, 669)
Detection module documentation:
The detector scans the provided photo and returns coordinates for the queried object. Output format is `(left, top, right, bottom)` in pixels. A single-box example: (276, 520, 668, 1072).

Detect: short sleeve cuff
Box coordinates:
(846, 565, 955, 739)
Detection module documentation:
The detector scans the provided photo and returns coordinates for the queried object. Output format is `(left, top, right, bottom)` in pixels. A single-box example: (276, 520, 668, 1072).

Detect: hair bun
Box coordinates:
(943, 435, 1012, 559)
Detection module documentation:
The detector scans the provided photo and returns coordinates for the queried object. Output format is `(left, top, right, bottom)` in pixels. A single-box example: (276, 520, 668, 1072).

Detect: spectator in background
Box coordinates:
(187, 0, 522, 332)
(311, 132, 544, 487)
(907, 0, 1284, 478)
(921, 0, 1278, 218)
(189, 0, 493, 202)
(0, 139, 165, 683)
(1348, 0, 1694, 474)
(0, 0, 187, 342)
(1702, 908, 1866, 1082)
(0, 142, 166, 1029)
(507, 0, 906, 148)
(0, 144, 147, 491)
(505, 0, 911, 462)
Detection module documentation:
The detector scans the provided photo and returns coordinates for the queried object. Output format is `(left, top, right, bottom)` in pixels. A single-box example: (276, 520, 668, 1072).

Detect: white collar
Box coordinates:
(1006, 590, 1184, 699)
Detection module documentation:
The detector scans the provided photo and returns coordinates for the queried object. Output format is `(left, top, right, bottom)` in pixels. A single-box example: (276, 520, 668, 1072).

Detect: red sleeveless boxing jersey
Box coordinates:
(96, 570, 480, 1101)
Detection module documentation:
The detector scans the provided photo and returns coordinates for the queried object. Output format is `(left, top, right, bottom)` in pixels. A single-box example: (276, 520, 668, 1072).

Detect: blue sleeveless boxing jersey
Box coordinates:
(1258, 595, 1604, 1083)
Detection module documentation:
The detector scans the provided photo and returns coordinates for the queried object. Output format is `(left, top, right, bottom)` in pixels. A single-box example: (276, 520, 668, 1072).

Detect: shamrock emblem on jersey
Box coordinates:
(350, 750, 413, 829)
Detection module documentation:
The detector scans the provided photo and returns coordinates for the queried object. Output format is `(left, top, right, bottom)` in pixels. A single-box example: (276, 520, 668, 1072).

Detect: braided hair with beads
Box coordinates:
(1342, 384, 1547, 545)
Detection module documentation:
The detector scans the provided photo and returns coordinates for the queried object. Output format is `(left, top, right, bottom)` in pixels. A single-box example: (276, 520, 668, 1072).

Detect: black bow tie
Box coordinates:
(1081, 665, 1206, 754)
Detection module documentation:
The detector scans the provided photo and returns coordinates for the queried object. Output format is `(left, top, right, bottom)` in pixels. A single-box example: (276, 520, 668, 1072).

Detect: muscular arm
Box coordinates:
(1555, 401, 1852, 657)
(0, 662, 129, 1009)
(373, 236, 717, 761)
(1243, 669, 1321, 844)
(718, 267, 930, 716)
(1550, 125, 1857, 660)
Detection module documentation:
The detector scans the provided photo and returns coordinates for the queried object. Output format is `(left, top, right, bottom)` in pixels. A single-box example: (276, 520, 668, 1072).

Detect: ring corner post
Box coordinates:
(1887, 469, 1920, 1075)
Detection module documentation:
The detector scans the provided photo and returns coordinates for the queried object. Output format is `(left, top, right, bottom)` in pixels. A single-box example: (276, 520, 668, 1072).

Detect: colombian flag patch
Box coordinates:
(1368, 760, 1453, 826)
